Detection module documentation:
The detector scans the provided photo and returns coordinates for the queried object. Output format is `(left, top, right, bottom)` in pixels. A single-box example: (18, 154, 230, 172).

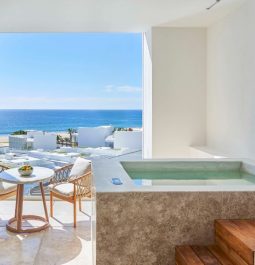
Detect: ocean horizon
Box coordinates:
(0, 109, 142, 135)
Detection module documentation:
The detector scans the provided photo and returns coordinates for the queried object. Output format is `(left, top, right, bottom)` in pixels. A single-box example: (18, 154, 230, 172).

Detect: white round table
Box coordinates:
(0, 167, 54, 233)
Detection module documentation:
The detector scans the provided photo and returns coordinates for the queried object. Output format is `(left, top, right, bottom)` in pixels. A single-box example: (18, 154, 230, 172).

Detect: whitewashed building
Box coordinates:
(114, 130, 142, 150)
(9, 135, 28, 150)
(33, 132, 57, 150)
(78, 126, 114, 148)
(9, 131, 57, 151)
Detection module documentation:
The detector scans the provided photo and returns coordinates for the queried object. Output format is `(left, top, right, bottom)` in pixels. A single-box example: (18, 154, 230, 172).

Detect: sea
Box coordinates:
(0, 109, 142, 135)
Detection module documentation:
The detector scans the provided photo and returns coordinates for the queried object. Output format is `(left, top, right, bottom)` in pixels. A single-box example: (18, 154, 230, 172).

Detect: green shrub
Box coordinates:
(11, 130, 27, 135)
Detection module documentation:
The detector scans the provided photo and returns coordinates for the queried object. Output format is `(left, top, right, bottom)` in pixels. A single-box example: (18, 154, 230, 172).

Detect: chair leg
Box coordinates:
(50, 191, 53, 218)
(79, 197, 82, 211)
(40, 182, 49, 222)
(15, 185, 20, 218)
(73, 198, 77, 228)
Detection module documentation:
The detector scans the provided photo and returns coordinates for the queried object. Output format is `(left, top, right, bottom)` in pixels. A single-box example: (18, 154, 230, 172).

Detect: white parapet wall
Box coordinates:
(9, 135, 28, 150)
(114, 131, 142, 150)
(33, 132, 57, 150)
(78, 126, 114, 148)
(27, 130, 44, 138)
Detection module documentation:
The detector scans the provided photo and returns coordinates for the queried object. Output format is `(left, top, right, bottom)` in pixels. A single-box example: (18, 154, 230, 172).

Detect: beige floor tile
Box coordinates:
(52, 201, 92, 216)
(0, 215, 8, 227)
(0, 200, 51, 217)
(0, 200, 92, 265)
(0, 227, 44, 265)
(34, 226, 92, 265)
(0, 200, 16, 216)
(49, 215, 91, 228)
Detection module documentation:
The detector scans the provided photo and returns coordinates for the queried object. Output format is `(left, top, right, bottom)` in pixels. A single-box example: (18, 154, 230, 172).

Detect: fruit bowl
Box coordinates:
(18, 165, 33, 177)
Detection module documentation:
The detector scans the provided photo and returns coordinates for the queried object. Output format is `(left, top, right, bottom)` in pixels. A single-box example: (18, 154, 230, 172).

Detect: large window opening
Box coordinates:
(0, 33, 143, 196)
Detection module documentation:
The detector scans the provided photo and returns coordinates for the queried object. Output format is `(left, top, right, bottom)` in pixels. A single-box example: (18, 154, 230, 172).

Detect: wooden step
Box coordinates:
(215, 220, 255, 265)
(215, 234, 248, 265)
(208, 245, 238, 265)
(176, 245, 234, 265)
(176, 246, 204, 265)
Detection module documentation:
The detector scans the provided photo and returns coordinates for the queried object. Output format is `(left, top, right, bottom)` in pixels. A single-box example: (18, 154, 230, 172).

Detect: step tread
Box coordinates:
(208, 245, 236, 265)
(215, 220, 255, 251)
(192, 246, 223, 265)
(176, 245, 234, 265)
(176, 246, 204, 265)
(215, 219, 255, 265)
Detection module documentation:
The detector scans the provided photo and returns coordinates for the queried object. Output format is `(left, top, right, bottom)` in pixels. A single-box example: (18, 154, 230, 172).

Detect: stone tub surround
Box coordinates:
(96, 191, 255, 265)
(92, 158, 255, 265)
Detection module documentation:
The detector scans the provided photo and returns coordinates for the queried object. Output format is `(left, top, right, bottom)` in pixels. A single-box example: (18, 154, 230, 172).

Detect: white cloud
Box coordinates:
(104, 85, 115, 93)
(104, 85, 141, 93)
(116, 85, 141, 93)
(0, 96, 142, 110)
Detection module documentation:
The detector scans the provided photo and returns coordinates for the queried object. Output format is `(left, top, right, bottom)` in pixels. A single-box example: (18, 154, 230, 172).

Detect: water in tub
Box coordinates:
(121, 161, 255, 186)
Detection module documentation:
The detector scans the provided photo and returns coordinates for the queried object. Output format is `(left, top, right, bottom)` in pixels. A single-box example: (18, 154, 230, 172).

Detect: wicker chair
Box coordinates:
(49, 161, 91, 227)
(0, 165, 17, 201)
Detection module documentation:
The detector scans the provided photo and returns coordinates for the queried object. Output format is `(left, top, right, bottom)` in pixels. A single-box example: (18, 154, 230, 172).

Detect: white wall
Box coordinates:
(33, 133, 57, 150)
(142, 31, 152, 158)
(9, 135, 27, 150)
(114, 131, 142, 150)
(207, 0, 255, 158)
(27, 130, 43, 138)
(149, 27, 207, 158)
(78, 126, 114, 148)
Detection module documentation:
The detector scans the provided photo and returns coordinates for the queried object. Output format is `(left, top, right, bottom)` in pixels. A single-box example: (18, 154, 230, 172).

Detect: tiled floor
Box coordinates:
(0, 200, 92, 265)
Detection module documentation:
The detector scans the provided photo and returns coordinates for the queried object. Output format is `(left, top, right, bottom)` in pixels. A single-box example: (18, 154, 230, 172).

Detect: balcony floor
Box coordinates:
(0, 200, 92, 265)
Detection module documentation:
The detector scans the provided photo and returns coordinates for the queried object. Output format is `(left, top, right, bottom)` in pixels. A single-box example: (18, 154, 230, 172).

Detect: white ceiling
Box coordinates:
(161, 0, 245, 27)
(0, 0, 245, 32)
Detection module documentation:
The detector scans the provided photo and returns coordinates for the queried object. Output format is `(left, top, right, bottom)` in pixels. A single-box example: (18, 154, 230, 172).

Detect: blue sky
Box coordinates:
(0, 33, 142, 110)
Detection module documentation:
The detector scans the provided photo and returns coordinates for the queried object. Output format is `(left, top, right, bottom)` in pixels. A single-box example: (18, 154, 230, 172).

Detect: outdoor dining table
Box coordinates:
(0, 166, 54, 233)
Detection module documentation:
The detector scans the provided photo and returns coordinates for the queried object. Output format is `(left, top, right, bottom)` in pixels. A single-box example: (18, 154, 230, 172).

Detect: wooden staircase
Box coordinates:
(176, 220, 255, 265)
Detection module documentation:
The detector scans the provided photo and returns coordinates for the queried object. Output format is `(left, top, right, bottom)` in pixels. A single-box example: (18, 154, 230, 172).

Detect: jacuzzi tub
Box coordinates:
(121, 160, 255, 187)
(92, 159, 255, 265)
(93, 159, 255, 192)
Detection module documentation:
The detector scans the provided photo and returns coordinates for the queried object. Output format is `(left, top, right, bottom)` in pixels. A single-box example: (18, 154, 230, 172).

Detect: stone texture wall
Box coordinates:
(96, 192, 255, 265)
